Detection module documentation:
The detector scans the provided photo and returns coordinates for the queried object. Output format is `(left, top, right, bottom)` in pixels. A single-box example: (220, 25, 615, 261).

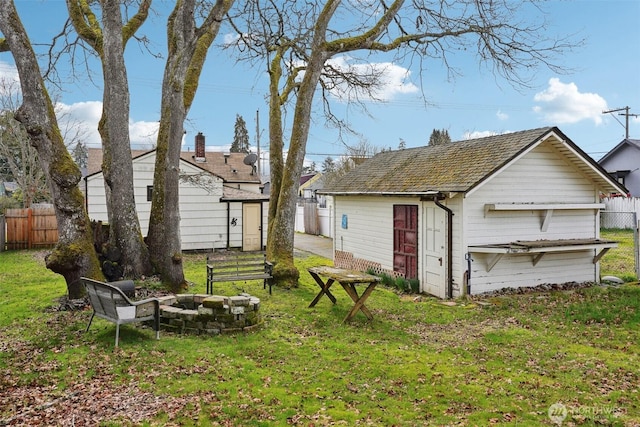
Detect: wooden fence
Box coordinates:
(0, 215, 4, 252)
(3, 207, 58, 250)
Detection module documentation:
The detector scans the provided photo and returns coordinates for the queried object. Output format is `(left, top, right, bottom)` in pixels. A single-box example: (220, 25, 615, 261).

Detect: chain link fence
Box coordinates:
(600, 211, 637, 229)
(600, 211, 639, 281)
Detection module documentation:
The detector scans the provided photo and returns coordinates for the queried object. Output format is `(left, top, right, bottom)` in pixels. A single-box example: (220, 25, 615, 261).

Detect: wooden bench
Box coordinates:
(82, 277, 160, 347)
(206, 251, 274, 295)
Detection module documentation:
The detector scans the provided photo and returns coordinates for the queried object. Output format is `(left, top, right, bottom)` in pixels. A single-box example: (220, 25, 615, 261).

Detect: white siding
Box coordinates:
(468, 251, 596, 294)
(86, 152, 259, 251)
(464, 143, 602, 294)
(334, 196, 416, 271)
(446, 194, 465, 297)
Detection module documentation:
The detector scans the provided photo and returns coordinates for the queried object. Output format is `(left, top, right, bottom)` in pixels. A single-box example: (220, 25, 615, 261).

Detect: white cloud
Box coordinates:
(0, 61, 20, 83)
(55, 101, 102, 147)
(129, 119, 159, 148)
(0, 61, 20, 94)
(56, 100, 159, 148)
(323, 56, 419, 102)
(462, 129, 513, 140)
(533, 78, 607, 125)
(496, 110, 508, 121)
(223, 32, 241, 47)
(463, 130, 499, 140)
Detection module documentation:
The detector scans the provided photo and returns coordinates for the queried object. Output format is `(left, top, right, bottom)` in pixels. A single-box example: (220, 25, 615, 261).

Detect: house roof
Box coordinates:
(321, 127, 627, 196)
(598, 138, 640, 164)
(221, 185, 270, 201)
(87, 148, 261, 184)
(299, 173, 323, 191)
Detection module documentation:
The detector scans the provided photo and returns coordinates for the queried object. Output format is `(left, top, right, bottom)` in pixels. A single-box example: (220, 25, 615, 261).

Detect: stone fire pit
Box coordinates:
(156, 293, 262, 335)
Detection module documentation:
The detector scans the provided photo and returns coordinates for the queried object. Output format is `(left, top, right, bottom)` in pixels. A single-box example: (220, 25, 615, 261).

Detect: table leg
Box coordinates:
(341, 282, 376, 322)
(308, 273, 337, 308)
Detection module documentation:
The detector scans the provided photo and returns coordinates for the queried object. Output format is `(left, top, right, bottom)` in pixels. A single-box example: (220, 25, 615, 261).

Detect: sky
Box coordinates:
(1, 0, 639, 174)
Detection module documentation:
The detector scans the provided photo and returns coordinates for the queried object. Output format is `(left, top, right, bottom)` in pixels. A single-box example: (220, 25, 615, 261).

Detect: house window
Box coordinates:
(613, 170, 630, 187)
(147, 185, 153, 202)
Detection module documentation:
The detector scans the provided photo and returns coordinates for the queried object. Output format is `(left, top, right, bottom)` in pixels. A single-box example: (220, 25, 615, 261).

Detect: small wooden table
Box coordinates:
(307, 266, 381, 322)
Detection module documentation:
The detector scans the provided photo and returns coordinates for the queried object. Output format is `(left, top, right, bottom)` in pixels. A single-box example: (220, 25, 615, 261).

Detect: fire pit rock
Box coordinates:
(157, 293, 262, 335)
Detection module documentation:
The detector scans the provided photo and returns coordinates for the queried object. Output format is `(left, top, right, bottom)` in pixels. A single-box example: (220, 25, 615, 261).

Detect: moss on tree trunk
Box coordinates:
(0, 2, 104, 299)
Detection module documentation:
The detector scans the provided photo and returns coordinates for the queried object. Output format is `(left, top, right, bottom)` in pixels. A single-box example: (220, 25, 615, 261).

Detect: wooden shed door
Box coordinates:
(242, 203, 261, 251)
(393, 205, 418, 279)
(423, 204, 446, 298)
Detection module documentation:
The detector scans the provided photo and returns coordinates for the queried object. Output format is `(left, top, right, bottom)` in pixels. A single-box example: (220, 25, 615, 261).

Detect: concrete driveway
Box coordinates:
(294, 233, 333, 259)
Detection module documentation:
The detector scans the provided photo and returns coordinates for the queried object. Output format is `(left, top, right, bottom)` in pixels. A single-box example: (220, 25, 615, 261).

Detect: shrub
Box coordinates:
(0, 195, 20, 213)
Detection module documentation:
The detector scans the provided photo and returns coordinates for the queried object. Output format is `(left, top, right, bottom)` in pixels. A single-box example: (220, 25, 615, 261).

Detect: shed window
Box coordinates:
(147, 185, 153, 202)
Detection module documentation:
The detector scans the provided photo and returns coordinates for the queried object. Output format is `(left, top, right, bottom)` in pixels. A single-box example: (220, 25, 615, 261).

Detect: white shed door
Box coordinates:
(422, 204, 446, 298)
(242, 203, 261, 251)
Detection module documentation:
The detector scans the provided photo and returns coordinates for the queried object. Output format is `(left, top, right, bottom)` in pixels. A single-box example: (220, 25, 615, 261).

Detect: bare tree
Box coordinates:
(0, 80, 89, 207)
(229, 0, 576, 286)
(146, 0, 235, 291)
(67, 0, 152, 278)
(0, 81, 50, 207)
(324, 139, 378, 187)
(0, 0, 103, 298)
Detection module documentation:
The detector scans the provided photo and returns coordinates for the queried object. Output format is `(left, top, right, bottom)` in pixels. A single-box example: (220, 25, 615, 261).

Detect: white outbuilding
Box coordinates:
(320, 127, 627, 298)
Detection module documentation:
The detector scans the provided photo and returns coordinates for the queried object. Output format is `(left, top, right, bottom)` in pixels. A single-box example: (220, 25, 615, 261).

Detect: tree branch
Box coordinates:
(65, 0, 103, 54)
(122, 0, 152, 43)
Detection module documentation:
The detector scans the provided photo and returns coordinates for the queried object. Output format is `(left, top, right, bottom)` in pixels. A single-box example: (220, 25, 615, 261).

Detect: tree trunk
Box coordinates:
(265, 52, 299, 287)
(99, 0, 151, 278)
(266, 2, 337, 287)
(146, 81, 187, 292)
(0, 0, 103, 298)
(146, 0, 234, 292)
(267, 67, 321, 287)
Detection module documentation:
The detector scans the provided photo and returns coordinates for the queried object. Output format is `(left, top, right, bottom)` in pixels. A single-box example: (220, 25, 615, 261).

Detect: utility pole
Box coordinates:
(603, 106, 639, 139)
(255, 109, 261, 178)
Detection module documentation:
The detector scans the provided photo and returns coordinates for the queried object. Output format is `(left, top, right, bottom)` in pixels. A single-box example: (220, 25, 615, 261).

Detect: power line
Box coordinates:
(603, 106, 638, 139)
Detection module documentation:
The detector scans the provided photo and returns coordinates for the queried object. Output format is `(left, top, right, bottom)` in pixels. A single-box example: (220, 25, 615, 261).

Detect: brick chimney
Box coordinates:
(195, 132, 205, 160)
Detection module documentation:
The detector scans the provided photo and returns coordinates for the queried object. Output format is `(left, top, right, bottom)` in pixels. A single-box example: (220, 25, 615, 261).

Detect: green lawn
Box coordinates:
(600, 228, 637, 282)
(1, 249, 639, 426)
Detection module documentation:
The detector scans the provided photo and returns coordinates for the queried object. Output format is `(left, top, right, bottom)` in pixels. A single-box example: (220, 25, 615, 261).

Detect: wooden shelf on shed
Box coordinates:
(484, 203, 605, 231)
(468, 238, 617, 272)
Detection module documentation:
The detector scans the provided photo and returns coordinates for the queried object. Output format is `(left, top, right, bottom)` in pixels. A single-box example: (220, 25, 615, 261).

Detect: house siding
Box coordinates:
(85, 152, 262, 251)
(446, 194, 465, 297)
(599, 143, 640, 196)
(334, 196, 416, 272)
(464, 143, 601, 294)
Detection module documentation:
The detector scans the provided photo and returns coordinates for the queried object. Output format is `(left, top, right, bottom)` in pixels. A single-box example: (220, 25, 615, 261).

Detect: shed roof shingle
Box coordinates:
(322, 127, 624, 195)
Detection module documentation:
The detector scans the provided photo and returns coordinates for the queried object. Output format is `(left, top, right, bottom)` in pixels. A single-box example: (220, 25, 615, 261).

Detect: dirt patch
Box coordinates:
(405, 316, 524, 350)
(0, 379, 207, 426)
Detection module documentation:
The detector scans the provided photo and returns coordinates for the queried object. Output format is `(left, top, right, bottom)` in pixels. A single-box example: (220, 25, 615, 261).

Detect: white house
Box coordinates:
(85, 134, 269, 251)
(598, 138, 640, 197)
(320, 127, 627, 298)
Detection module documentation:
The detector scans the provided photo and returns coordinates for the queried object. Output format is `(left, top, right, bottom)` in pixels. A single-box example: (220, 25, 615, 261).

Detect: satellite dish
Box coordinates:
(243, 153, 258, 166)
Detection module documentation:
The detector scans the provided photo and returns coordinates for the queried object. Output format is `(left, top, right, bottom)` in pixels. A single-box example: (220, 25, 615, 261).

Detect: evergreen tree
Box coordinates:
(72, 142, 88, 170)
(231, 114, 250, 153)
(322, 156, 335, 173)
(428, 128, 452, 146)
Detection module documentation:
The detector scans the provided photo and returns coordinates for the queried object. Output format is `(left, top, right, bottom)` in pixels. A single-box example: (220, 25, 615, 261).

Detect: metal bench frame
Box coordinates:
(206, 251, 274, 295)
(82, 277, 160, 347)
